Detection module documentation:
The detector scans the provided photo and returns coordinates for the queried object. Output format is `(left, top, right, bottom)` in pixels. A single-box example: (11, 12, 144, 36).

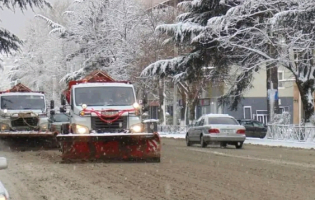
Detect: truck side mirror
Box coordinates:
(61, 95, 66, 106)
(60, 107, 66, 113)
(142, 98, 147, 105)
(50, 100, 55, 109)
(50, 110, 55, 115)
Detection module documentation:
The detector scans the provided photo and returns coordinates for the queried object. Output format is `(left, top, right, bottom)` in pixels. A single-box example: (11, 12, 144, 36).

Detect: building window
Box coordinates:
(243, 106, 252, 119)
(278, 71, 284, 89)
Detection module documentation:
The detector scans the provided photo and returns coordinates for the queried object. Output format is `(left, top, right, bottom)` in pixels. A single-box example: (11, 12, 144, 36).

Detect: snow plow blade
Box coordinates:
(0, 132, 57, 138)
(0, 131, 59, 150)
(56, 132, 161, 162)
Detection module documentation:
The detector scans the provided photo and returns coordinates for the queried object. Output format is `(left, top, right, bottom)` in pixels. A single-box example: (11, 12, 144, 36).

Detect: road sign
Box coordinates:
(267, 89, 278, 100)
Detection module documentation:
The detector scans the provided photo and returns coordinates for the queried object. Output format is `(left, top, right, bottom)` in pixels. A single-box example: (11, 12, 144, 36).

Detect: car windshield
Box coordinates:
(1, 95, 45, 110)
(75, 87, 135, 106)
(53, 114, 70, 122)
(208, 117, 239, 125)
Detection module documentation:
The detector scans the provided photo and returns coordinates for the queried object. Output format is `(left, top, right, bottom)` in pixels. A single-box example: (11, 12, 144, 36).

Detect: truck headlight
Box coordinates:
(0, 123, 9, 131)
(40, 123, 48, 131)
(133, 102, 140, 109)
(75, 124, 89, 134)
(131, 124, 143, 133)
(0, 194, 7, 200)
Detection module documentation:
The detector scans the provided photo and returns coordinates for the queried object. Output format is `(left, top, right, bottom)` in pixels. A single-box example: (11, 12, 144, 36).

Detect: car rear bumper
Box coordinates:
(203, 135, 246, 143)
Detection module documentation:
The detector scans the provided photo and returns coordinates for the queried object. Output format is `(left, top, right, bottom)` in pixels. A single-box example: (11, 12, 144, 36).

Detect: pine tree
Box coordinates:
(141, 0, 241, 110)
(0, 0, 51, 54)
(142, 0, 315, 121)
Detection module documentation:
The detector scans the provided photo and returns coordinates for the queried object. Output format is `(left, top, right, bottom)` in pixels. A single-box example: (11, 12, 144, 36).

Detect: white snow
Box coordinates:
(159, 133, 315, 149)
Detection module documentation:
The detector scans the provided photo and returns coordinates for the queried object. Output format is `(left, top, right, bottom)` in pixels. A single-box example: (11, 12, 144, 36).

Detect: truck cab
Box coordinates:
(0, 92, 49, 132)
(61, 82, 142, 134)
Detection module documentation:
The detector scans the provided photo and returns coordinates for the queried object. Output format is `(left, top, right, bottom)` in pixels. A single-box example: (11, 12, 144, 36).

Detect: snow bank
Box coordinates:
(159, 133, 315, 149)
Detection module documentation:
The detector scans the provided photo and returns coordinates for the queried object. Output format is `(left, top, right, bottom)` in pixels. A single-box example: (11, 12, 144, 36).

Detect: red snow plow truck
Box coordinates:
(52, 71, 161, 162)
(0, 82, 56, 142)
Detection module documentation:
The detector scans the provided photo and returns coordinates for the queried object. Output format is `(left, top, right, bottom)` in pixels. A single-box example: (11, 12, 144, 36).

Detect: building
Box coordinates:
(222, 66, 301, 124)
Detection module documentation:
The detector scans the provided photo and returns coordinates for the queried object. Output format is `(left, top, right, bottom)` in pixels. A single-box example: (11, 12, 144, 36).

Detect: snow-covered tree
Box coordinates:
(37, 0, 147, 82)
(9, 0, 72, 105)
(135, 6, 178, 124)
(141, 0, 234, 123)
(141, 0, 315, 121)
(199, 0, 315, 120)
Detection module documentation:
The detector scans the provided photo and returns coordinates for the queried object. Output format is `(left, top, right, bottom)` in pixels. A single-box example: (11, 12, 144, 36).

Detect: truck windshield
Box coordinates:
(75, 87, 136, 106)
(1, 95, 45, 110)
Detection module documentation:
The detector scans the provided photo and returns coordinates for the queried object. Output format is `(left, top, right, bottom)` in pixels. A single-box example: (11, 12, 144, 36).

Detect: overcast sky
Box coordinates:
(0, 9, 34, 38)
(0, 0, 166, 39)
(0, 0, 57, 39)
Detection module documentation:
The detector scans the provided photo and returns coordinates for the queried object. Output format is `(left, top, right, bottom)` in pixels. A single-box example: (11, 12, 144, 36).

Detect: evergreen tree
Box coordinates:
(0, 0, 50, 54)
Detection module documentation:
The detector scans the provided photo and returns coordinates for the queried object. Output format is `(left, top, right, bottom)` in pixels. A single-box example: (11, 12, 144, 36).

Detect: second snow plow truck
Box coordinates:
(0, 82, 56, 147)
(53, 71, 161, 162)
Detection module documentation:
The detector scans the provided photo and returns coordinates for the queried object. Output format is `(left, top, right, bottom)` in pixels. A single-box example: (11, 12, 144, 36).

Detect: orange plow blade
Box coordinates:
(56, 132, 161, 162)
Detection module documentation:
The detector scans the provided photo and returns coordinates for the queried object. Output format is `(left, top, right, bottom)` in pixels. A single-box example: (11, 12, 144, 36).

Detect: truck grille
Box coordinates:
(11, 117, 39, 127)
(91, 116, 127, 132)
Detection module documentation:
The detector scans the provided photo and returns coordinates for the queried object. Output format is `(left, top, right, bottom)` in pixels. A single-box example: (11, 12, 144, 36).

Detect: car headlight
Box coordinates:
(131, 124, 143, 133)
(0, 123, 9, 131)
(75, 124, 89, 134)
(0, 194, 7, 200)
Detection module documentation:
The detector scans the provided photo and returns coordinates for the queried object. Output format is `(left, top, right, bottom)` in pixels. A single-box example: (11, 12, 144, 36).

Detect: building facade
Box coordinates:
(222, 66, 296, 124)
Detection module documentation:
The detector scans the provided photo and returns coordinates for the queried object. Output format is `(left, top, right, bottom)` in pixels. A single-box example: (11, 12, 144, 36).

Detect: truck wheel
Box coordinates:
(235, 142, 243, 149)
(61, 124, 70, 134)
(186, 134, 191, 147)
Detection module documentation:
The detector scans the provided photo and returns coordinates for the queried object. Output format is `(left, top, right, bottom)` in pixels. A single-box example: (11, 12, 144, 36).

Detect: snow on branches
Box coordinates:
(142, 0, 315, 119)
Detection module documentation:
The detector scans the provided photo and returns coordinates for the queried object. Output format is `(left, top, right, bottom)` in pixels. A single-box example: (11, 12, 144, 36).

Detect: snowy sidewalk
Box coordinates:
(159, 133, 315, 150)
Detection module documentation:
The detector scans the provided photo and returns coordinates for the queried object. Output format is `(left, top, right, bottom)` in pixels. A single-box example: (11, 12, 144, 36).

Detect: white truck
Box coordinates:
(53, 71, 161, 162)
(0, 83, 53, 140)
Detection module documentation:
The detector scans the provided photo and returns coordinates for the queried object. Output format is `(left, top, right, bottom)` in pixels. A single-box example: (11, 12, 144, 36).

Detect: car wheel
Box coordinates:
(200, 135, 207, 148)
(235, 142, 243, 149)
(186, 134, 191, 147)
(220, 142, 227, 148)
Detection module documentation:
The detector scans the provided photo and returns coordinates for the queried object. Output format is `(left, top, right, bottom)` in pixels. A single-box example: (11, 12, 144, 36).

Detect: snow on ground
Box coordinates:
(159, 133, 315, 150)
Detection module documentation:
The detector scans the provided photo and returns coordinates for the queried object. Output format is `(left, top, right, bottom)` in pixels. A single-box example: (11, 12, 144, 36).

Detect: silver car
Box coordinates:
(0, 157, 9, 200)
(186, 114, 246, 149)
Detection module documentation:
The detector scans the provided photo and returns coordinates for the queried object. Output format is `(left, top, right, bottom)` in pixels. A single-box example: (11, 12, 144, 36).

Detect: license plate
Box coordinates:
(18, 113, 31, 118)
(101, 111, 118, 116)
(221, 129, 234, 134)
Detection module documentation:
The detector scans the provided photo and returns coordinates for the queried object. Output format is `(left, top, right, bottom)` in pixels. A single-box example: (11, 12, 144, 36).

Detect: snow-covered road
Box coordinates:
(159, 133, 315, 149)
(1, 138, 315, 200)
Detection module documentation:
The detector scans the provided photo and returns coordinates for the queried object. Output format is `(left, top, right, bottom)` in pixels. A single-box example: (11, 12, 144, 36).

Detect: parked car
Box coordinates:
(237, 119, 267, 138)
(0, 157, 9, 200)
(48, 113, 70, 133)
(186, 114, 246, 149)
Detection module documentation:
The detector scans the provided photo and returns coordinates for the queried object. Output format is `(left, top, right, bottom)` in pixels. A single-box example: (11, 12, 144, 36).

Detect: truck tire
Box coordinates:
(61, 124, 70, 134)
